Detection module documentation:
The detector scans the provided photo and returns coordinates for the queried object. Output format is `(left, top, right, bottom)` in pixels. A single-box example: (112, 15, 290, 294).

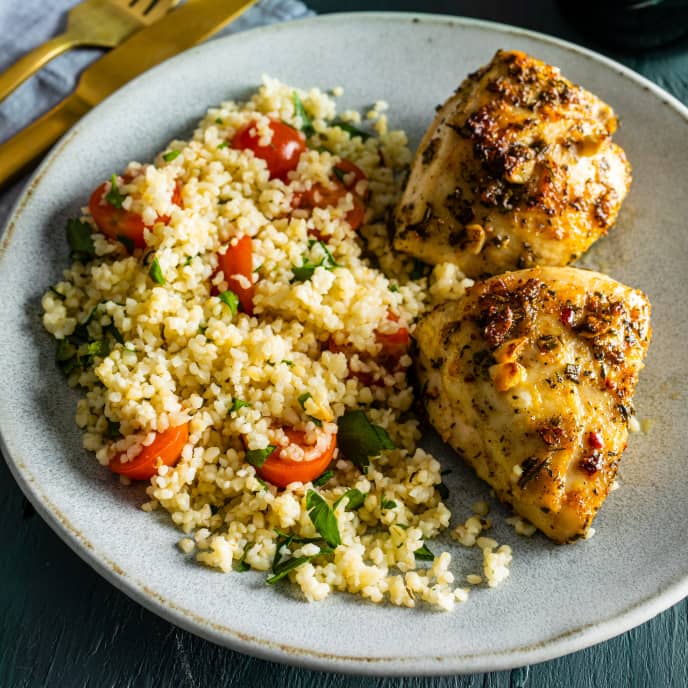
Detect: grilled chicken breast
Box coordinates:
(415, 267, 651, 542)
(394, 50, 631, 278)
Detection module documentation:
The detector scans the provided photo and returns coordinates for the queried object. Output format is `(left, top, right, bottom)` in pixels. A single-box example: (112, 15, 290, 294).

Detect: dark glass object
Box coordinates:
(558, 0, 688, 50)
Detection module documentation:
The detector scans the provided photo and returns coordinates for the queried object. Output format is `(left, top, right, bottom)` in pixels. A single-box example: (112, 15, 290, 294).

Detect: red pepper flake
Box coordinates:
(587, 431, 604, 450)
(560, 306, 575, 327)
(579, 451, 603, 475)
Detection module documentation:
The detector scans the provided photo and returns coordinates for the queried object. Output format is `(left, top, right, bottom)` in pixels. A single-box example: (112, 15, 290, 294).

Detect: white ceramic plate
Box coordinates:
(1, 13, 687, 676)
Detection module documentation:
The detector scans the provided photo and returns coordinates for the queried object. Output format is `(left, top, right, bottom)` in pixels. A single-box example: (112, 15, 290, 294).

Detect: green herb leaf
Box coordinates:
(334, 488, 366, 511)
(66, 218, 95, 262)
(291, 241, 339, 283)
(163, 149, 180, 162)
(414, 543, 435, 562)
(105, 174, 126, 209)
(218, 289, 239, 318)
(245, 445, 276, 468)
(184, 255, 193, 266)
(312, 470, 334, 487)
(217, 142, 228, 150)
(332, 165, 347, 183)
(106, 324, 124, 345)
(116, 234, 135, 254)
(215, 117, 224, 125)
(236, 543, 251, 572)
(331, 119, 371, 141)
(281, 359, 294, 367)
(336, 410, 395, 470)
(229, 398, 249, 413)
(293, 91, 316, 137)
(297, 392, 323, 427)
(148, 257, 165, 285)
(105, 420, 121, 439)
(389, 284, 399, 293)
(255, 477, 268, 492)
(381, 498, 397, 510)
(55, 339, 77, 363)
(305, 489, 341, 548)
(266, 550, 332, 585)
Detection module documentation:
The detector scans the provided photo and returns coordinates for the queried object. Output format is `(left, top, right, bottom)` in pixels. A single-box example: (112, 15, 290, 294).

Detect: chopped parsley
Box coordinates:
(66, 218, 95, 262)
(414, 543, 435, 562)
(381, 497, 397, 510)
(105, 420, 121, 439)
(312, 470, 334, 487)
(229, 398, 249, 413)
(148, 257, 165, 285)
(105, 174, 126, 208)
(292, 91, 315, 137)
(388, 284, 399, 293)
(245, 445, 276, 468)
(331, 119, 371, 141)
(116, 234, 135, 254)
(281, 359, 294, 367)
(291, 241, 339, 282)
(217, 142, 228, 150)
(297, 392, 322, 427)
(236, 543, 252, 572)
(219, 289, 239, 318)
(306, 489, 341, 548)
(334, 488, 366, 511)
(215, 117, 224, 125)
(336, 410, 395, 471)
(162, 149, 180, 162)
(266, 528, 333, 585)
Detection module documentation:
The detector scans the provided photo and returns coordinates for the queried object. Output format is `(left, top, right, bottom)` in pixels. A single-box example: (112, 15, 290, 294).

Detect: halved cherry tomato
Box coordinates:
(217, 235, 254, 315)
(109, 422, 189, 481)
(89, 182, 147, 249)
(89, 180, 183, 250)
(375, 311, 410, 361)
(255, 429, 337, 488)
(231, 119, 306, 181)
(333, 159, 369, 199)
(294, 158, 368, 231)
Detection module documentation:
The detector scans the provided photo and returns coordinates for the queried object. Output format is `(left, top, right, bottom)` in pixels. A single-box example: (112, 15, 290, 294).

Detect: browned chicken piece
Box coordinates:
(394, 50, 631, 278)
(415, 267, 651, 542)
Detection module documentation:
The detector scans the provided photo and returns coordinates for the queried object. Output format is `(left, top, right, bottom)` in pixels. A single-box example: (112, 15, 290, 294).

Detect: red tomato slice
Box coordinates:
(256, 429, 337, 488)
(231, 119, 306, 181)
(109, 422, 189, 481)
(89, 180, 183, 250)
(376, 311, 410, 360)
(333, 159, 369, 198)
(89, 182, 147, 249)
(297, 182, 366, 231)
(217, 235, 255, 315)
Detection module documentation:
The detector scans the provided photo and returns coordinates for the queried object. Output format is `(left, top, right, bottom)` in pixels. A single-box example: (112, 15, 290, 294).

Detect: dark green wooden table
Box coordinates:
(2, 2, 688, 685)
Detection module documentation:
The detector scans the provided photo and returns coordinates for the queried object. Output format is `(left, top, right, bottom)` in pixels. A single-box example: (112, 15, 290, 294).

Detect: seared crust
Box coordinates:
(415, 267, 651, 543)
(394, 50, 632, 277)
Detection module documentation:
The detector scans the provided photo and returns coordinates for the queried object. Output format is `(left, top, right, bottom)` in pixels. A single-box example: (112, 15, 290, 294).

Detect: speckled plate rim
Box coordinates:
(2, 12, 687, 676)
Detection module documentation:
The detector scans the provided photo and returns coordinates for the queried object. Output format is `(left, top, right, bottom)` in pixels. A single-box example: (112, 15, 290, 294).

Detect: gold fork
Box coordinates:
(0, 0, 179, 103)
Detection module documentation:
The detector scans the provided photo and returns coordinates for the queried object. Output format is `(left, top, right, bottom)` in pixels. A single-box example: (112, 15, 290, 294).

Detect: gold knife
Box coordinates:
(0, 0, 257, 189)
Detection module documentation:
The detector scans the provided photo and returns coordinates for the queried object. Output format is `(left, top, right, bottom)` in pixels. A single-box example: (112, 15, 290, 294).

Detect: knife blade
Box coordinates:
(0, 0, 257, 188)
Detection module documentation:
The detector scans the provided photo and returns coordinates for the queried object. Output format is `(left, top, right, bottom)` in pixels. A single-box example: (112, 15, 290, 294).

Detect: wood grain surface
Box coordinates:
(3, 1, 688, 686)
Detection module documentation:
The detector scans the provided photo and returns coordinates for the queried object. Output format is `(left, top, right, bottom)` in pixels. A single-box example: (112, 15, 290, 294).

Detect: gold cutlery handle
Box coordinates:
(0, 32, 81, 103)
(0, 94, 91, 188)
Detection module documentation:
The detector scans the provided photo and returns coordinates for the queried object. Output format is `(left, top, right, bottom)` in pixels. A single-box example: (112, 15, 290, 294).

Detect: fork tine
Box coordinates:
(140, 0, 179, 23)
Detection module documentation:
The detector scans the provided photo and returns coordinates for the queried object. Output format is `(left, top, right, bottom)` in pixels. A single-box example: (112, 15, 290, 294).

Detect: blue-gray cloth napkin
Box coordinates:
(0, 0, 313, 228)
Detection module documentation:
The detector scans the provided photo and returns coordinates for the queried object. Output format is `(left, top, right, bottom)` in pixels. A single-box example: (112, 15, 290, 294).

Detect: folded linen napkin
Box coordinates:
(0, 0, 313, 227)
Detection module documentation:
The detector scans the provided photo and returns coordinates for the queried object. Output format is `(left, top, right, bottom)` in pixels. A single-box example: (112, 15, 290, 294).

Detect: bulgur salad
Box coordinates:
(41, 78, 512, 610)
